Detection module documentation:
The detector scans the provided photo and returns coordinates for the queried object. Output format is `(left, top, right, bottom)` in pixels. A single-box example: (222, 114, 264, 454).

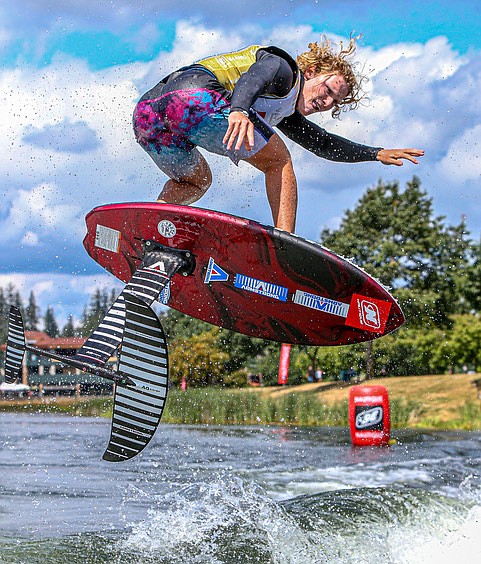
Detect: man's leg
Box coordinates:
(145, 145, 213, 205)
(157, 153, 212, 205)
(245, 134, 298, 233)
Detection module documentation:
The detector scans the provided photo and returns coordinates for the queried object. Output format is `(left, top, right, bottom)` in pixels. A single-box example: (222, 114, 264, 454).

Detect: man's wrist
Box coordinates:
(231, 108, 250, 117)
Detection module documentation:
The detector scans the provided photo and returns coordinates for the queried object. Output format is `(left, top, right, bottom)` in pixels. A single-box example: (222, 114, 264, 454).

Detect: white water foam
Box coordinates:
(120, 476, 324, 563)
(389, 504, 481, 563)
(259, 461, 435, 501)
(118, 474, 481, 564)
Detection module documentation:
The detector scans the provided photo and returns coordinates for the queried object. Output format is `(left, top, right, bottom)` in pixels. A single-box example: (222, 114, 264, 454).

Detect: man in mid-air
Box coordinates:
(133, 36, 424, 233)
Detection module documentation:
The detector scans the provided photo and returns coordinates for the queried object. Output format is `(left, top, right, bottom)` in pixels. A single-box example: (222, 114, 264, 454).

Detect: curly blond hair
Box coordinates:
(297, 34, 366, 118)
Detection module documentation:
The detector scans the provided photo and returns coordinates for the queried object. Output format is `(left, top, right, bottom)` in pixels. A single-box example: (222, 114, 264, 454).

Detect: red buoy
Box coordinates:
(349, 385, 390, 446)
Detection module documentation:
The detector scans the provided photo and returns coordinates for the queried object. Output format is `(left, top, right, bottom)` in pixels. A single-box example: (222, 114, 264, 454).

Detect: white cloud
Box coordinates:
(136, 21, 249, 93)
(368, 37, 463, 86)
(0, 272, 120, 328)
(23, 119, 100, 153)
(21, 231, 39, 246)
(1, 183, 83, 244)
(437, 124, 481, 183)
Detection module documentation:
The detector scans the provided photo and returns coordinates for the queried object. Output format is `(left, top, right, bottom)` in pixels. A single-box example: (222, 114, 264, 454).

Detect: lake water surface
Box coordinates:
(0, 413, 480, 563)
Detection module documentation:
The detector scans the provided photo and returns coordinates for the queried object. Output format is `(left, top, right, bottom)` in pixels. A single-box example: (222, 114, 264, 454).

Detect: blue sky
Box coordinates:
(1, 0, 481, 327)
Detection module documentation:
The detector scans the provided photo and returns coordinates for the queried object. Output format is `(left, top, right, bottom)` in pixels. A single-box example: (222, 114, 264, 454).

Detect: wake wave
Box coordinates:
(119, 474, 481, 564)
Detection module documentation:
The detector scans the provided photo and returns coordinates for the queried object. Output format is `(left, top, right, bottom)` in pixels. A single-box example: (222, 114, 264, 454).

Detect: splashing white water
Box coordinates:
(119, 474, 481, 564)
(121, 476, 323, 563)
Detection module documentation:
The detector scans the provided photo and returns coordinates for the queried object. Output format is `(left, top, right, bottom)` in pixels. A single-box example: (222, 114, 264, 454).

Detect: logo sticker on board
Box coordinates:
(94, 224, 121, 253)
(355, 406, 384, 430)
(345, 294, 392, 333)
(204, 258, 229, 283)
(157, 220, 176, 238)
(159, 282, 171, 305)
(293, 290, 349, 318)
(147, 261, 167, 274)
(234, 274, 288, 302)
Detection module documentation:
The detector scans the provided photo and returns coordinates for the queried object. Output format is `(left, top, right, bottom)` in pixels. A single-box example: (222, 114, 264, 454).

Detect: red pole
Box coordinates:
(278, 344, 291, 385)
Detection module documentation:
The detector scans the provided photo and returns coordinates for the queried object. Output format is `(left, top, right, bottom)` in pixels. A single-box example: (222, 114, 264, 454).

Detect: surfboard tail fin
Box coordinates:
(4, 306, 26, 384)
(102, 293, 169, 462)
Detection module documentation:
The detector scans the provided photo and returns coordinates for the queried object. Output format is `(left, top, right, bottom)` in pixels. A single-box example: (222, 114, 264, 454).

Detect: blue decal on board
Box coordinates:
(234, 274, 288, 302)
(293, 290, 349, 318)
(204, 257, 229, 283)
(158, 282, 171, 305)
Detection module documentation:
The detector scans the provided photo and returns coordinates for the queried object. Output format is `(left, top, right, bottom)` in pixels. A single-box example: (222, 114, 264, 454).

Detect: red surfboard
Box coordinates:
(83, 203, 404, 346)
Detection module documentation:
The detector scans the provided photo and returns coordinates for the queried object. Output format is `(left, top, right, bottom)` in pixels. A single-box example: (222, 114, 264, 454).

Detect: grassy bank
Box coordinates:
(162, 388, 424, 428)
(256, 373, 481, 430)
(1, 373, 480, 430)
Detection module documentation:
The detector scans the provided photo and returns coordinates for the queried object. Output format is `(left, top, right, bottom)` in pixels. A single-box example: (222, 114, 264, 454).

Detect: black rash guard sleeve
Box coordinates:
(225, 46, 381, 163)
(230, 49, 294, 113)
(277, 112, 382, 162)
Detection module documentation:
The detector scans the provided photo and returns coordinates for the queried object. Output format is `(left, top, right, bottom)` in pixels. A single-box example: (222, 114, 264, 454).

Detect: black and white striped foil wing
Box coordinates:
(4, 306, 26, 383)
(102, 293, 168, 462)
(74, 294, 126, 366)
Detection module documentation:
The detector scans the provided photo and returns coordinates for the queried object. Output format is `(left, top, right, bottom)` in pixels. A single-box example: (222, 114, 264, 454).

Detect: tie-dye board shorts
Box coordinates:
(133, 68, 273, 181)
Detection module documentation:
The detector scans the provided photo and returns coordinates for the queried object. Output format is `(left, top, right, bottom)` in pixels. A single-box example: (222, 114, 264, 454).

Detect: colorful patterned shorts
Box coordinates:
(133, 70, 273, 181)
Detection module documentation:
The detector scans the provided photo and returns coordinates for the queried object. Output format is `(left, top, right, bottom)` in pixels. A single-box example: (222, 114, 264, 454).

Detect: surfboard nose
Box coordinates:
(386, 299, 405, 334)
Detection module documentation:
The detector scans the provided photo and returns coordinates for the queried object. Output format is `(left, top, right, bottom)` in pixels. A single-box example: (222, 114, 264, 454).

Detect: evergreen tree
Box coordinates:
(5, 284, 25, 318)
(44, 306, 59, 338)
(62, 314, 76, 337)
(0, 285, 24, 343)
(110, 288, 119, 307)
(5, 283, 18, 306)
(25, 291, 40, 331)
(162, 308, 212, 339)
(79, 288, 116, 336)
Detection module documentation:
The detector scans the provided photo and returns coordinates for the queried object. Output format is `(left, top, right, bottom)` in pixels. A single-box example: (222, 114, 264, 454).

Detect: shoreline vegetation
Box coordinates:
(1, 374, 480, 431)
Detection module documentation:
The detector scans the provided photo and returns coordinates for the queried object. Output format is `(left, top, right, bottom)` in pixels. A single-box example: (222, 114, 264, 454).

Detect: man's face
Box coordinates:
(297, 71, 349, 116)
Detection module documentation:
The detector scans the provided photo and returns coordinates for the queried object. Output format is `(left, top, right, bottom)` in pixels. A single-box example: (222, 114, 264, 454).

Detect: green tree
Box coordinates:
(80, 288, 116, 335)
(320, 176, 470, 326)
(162, 308, 213, 340)
(216, 329, 268, 375)
(25, 291, 40, 331)
(163, 309, 269, 381)
(463, 237, 481, 313)
(44, 306, 59, 337)
(4, 284, 25, 317)
(441, 315, 481, 372)
(62, 314, 77, 337)
(0, 285, 25, 346)
(169, 328, 231, 387)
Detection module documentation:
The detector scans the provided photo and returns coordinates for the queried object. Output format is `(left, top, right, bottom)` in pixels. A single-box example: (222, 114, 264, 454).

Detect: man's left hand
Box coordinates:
(377, 148, 425, 166)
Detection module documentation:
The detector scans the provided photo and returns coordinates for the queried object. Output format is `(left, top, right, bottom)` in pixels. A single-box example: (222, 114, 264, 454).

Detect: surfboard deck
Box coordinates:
(83, 203, 404, 346)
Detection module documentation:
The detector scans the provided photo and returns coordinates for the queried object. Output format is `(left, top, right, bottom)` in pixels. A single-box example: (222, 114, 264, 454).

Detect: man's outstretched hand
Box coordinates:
(377, 148, 425, 166)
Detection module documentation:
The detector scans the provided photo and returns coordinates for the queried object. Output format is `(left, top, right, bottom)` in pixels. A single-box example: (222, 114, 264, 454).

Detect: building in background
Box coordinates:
(0, 332, 114, 396)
